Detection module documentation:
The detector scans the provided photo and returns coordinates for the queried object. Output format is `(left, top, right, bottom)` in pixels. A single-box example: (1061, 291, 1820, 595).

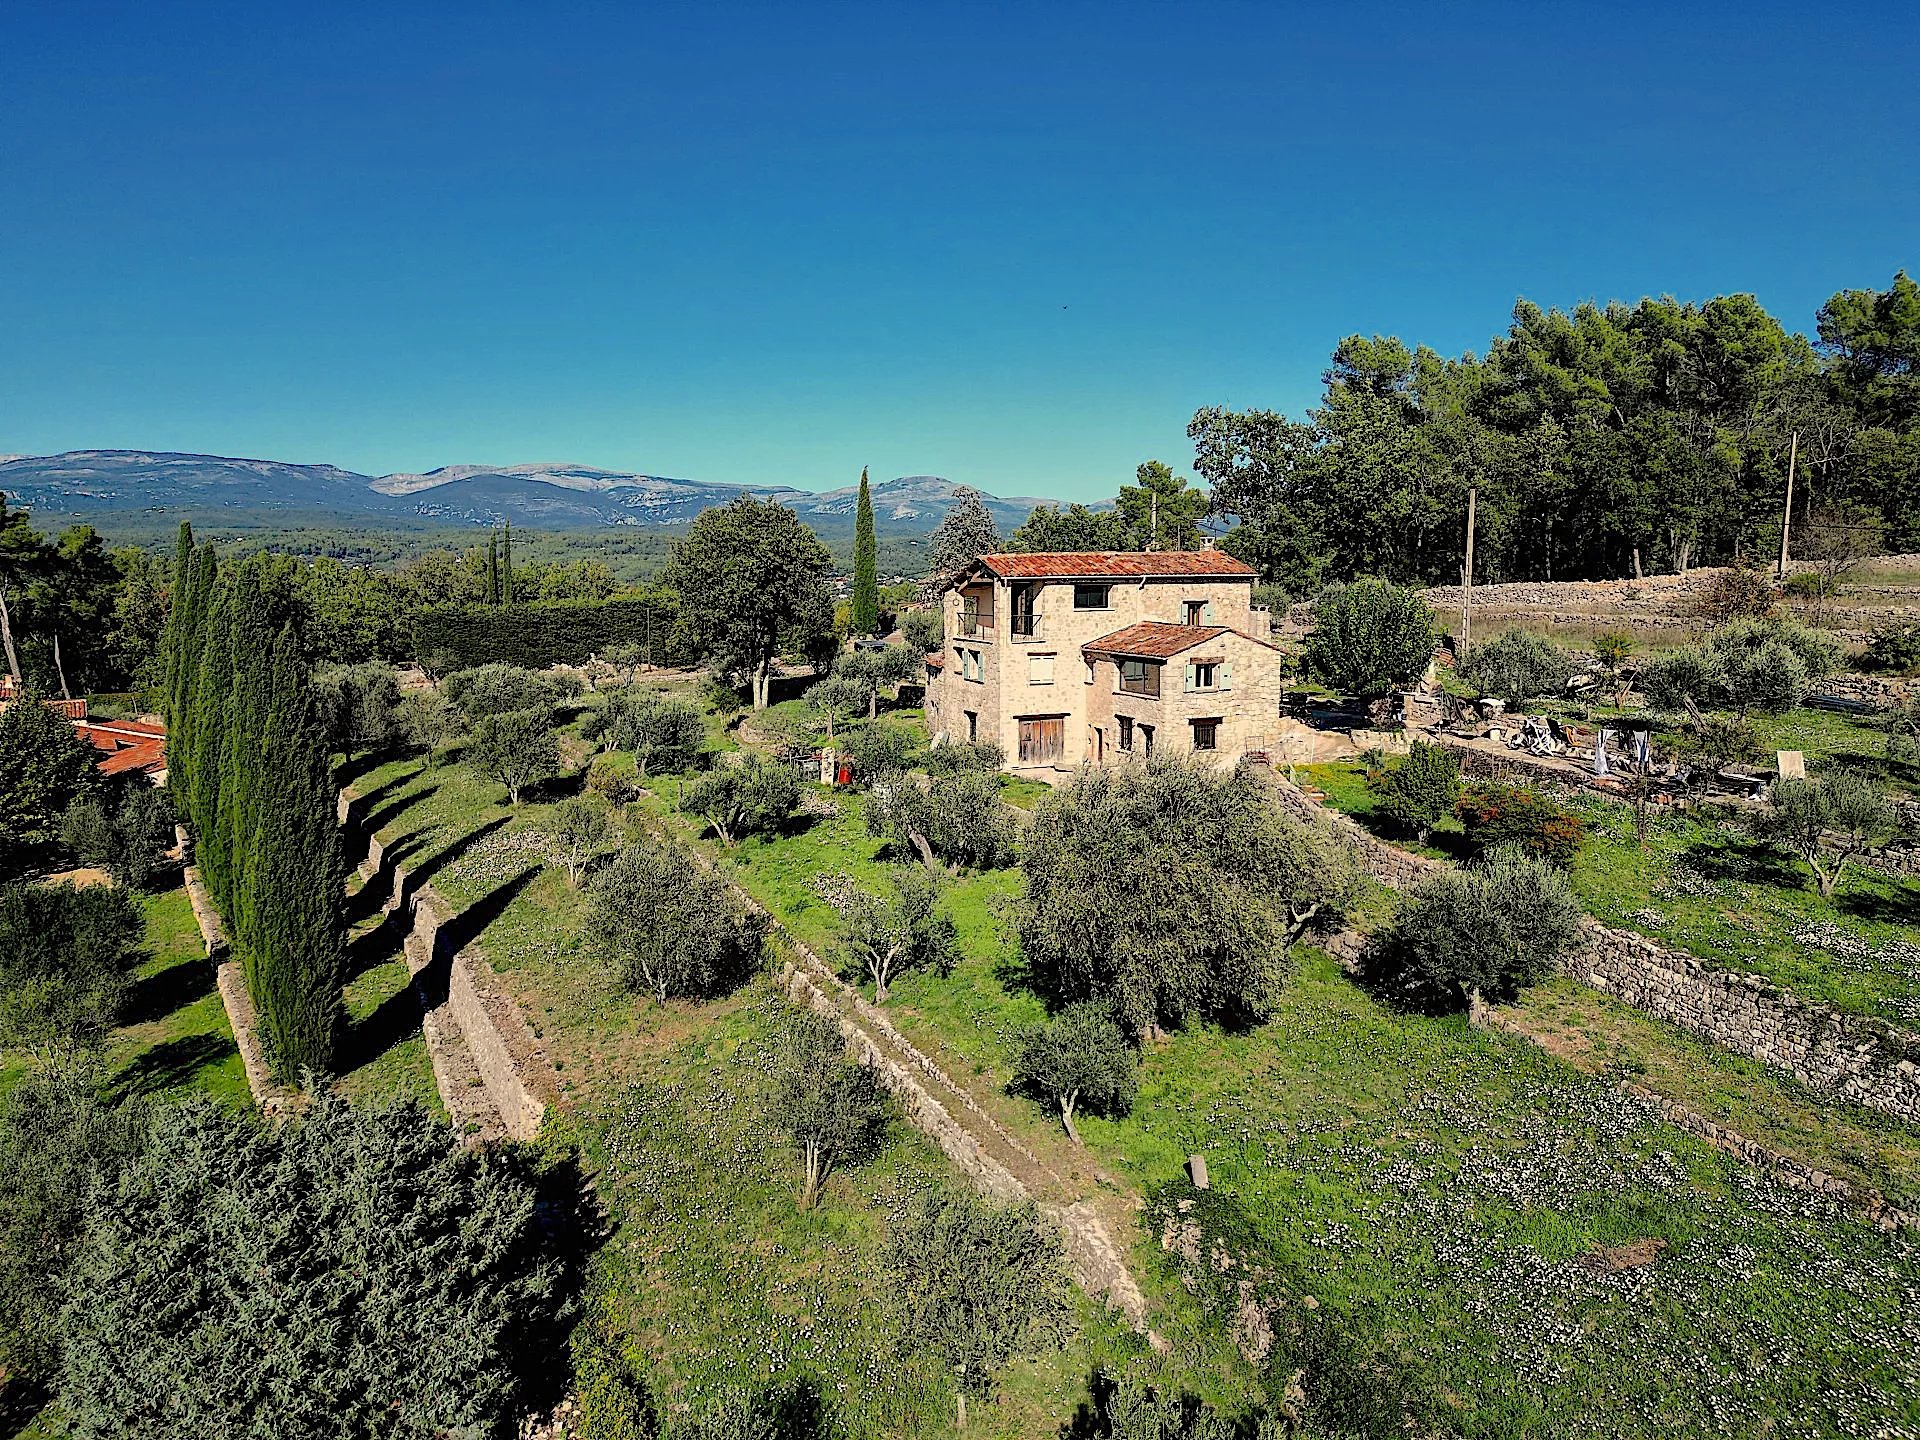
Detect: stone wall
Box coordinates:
(638, 813, 1151, 1328)
(1570, 920, 1920, 1124)
(182, 856, 292, 1114)
(337, 787, 559, 1143)
(1268, 775, 1920, 1125)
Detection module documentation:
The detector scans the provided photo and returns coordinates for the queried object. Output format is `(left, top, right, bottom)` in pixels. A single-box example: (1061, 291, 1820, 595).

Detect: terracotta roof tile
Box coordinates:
(97, 738, 167, 777)
(975, 550, 1258, 580)
(1082, 622, 1232, 659)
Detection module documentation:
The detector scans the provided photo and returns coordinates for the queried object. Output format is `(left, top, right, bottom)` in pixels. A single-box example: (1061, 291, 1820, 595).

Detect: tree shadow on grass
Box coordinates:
(1682, 834, 1802, 888)
(1841, 883, 1920, 928)
(436, 863, 541, 961)
(120, 954, 214, 1026)
(359, 782, 443, 846)
(344, 907, 409, 982)
(111, 1031, 238, 1101)
(340, 982, 424, 1075)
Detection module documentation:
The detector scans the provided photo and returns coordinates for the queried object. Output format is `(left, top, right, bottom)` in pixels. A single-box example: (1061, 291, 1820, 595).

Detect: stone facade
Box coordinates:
(926, 550, 1282, 778)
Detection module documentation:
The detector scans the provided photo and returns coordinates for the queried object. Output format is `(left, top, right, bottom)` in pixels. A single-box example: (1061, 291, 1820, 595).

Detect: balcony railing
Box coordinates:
(1009, 615, 1042, 641)
(957, 615, 994, 641)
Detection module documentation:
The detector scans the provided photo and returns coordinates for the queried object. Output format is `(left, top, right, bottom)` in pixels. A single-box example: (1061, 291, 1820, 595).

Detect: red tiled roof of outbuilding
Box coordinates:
(973, 550, 1257, 580)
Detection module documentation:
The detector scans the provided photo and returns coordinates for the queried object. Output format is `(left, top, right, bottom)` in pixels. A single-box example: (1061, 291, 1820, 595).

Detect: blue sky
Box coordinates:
(3, 0, 1916, 501)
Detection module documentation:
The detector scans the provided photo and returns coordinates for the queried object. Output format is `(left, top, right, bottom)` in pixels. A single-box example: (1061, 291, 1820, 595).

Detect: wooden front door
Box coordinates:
(1018, 716, 1064, 764)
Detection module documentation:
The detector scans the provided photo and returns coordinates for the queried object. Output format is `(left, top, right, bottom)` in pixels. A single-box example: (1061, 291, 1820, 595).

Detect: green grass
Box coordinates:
(1297, 757, 1920, 1026)
(638, 713, 1920, 1438)
(1508, 976, 1920, 1211)
(568, 985, 1145, 1439)
(9, 880, 258, 1113)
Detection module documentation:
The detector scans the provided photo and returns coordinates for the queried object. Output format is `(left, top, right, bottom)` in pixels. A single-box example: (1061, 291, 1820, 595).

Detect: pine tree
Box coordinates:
(852, 466, 879, 635)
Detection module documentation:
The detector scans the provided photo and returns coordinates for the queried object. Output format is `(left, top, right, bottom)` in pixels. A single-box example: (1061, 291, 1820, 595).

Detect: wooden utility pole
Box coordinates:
(1776, 429, 1798, 581)
(1459, 487, 1478, 656)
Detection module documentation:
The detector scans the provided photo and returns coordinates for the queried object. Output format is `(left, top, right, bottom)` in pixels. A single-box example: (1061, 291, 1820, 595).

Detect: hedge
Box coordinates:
(412, 595, 692, 670)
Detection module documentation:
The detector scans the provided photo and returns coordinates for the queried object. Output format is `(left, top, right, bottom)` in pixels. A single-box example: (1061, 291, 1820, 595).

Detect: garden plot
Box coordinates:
(637, 731, 1920, 1438)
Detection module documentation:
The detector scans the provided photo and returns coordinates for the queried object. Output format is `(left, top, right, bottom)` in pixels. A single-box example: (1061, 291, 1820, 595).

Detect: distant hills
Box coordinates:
(0, 450, 1062, 541)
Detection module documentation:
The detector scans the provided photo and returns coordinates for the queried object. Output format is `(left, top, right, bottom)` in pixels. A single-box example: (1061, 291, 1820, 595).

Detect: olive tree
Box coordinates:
(1457, 628, 1573, 708)
(1020, 760, 1362, 1038)
(465, 707, 560, 805)
(444, 662, 563, 721)
(587, 840, 765, 1000)
(1760, 770, 1895, 897)
(866, 770, 1017, 872)
(1012, 1001, 1137, 1143)
(547, 798, 612, 887)
(1367, 845, 1584, 1010)
(769, 1010, 889, 1208)
(59, 784, 174, 890)
(884, 1188, 1072, 1430)
(313, 662, 404, 762)
(814, 866, 958, 1002)
(681, 754, 801, 845)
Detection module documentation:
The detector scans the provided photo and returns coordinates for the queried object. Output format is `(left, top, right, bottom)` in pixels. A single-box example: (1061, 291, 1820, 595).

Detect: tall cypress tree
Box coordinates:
(488, 533, 501, 606)
(188, 587, 236, 913)
(852, 466, 879, 635)
(502, 521, 515, 605)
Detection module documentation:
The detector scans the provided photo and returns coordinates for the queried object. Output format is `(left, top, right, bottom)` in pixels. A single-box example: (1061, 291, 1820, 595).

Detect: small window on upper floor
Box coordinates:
(1073, 584, 1111, 609)
(1028, 652, 1055, 685)
(1185, 600, 1206, 626)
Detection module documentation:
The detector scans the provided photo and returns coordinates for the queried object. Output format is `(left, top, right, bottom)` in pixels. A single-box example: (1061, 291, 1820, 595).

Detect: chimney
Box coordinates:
(1200, 537, 1216, 551)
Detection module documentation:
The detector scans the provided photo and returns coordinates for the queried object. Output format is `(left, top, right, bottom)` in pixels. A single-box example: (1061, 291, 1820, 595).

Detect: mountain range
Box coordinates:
(0, 450, 1063, 539)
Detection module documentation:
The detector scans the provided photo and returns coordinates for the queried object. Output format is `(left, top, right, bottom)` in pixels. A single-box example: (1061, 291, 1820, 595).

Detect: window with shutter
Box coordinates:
(1029, 652, 1055, 685)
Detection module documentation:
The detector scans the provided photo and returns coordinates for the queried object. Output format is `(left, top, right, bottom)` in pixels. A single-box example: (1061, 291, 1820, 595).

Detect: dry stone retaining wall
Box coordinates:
(1268, 775, 1920, 1125)
(637, 814, 1151, 1327)
(337, 788, 559, 1143)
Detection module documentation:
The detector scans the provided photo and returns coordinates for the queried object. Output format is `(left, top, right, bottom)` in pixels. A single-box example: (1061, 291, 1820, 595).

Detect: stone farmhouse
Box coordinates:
(923, 548, 1282, 778)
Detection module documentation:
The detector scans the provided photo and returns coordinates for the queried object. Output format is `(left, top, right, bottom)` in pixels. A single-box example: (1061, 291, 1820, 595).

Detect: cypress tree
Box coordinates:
(188, 587, 236, 916)
(488, 533, 501, 606)
(502, 520, 515, 605)
(852, 466, 879, 635)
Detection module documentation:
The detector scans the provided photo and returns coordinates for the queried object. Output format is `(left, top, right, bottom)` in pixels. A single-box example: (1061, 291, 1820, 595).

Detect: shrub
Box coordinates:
(585, 754, 642, 809)
(1454, 781, 1586, 866)
(1458, 628, 1574, 707)
(884, 1188, 1072, 1428)
(1304, 579, 1436, 697)
(465, 706, 561, 805)
(0, 1070, 148, 1386)
(1676, 713, 1762, 793)
(768, 1010, 889, 1208)
(60, 785, 175, 890)
(1759, 770, 1895, 897)
(444, 662, 563, 721)
(59, 1092, 573, 1440)
(1368, 845, 1584, 1009)
(0, 687, 101, 875)
(1690, 566, 1777, 626)
(1368, 741, 1461, 844)
(1864, 623, 1920, 676)
(587, 840, 765, 1000)
(1012, 1001, 1137, 1143)
(0, 882, 145, 1060)
(837, 721, 914, 782)
(922, 739, 1005, 774)
(681, 754, 801, 845)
